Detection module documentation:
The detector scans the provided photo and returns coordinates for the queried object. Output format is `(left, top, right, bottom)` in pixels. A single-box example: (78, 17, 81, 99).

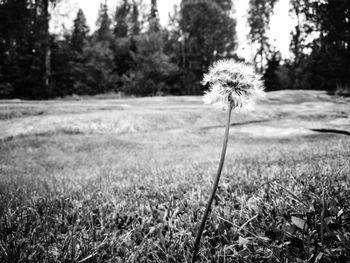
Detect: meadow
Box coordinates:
(0, 90, 349, 262)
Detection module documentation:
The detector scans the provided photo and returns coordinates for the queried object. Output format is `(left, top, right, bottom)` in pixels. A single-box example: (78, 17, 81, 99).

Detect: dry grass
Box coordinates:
(0, 90, 349, 262)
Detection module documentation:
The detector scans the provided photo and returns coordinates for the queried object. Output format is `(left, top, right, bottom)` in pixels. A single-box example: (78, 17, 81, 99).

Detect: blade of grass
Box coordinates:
(272, 182, 309, 208)
(238, 214, 258, 233)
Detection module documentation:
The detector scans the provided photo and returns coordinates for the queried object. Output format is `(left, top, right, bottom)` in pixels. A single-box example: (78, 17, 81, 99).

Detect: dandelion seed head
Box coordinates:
(202, 59, 265, 110)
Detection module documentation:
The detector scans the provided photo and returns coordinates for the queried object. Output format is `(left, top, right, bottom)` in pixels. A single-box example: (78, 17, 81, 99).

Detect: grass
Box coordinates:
(0, 90, 349, 262)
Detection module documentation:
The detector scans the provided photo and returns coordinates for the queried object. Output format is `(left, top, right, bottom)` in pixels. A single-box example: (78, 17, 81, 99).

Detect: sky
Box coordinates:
(50, 0, 295, 60)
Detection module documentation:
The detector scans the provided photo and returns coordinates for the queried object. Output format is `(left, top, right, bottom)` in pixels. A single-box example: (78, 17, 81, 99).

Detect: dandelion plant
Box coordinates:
(192, 59, 264, 262)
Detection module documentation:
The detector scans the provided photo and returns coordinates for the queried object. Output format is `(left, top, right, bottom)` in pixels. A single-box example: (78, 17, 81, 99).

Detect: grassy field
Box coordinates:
(0, 90, 349, 262)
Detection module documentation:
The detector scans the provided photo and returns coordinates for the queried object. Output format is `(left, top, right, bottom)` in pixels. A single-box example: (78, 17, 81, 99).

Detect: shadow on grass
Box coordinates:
(311, 128, 350, 136)
(201, 119, 270, 130)
(1, 129, 85, 142)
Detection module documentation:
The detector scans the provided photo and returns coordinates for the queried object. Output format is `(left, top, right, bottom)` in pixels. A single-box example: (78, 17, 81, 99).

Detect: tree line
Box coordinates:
(0, 0, 349, 99)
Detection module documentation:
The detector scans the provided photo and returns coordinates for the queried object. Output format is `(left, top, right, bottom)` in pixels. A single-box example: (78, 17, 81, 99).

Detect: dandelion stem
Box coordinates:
(192, 106, 232, 263)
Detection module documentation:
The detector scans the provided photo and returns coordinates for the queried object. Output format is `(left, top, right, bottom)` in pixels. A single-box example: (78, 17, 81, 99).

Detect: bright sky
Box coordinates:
(51, 0, 295, 60)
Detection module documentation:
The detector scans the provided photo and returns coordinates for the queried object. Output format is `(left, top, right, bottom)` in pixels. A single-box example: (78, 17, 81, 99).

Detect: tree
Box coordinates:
(114, 0, 130, 38)
(289, 0, 309, 64)
(149, 0, 160, 33)
(32, 0, 60, 97)
(52, 8, 90, 96)
(123, 33, 178, 96)
(72, 41, 117, 95)
(120, 1, 178, 96)
(129, 1, 141, 36)
(0, 0, 31, 98)
(71, 9, 89, 52)
(42, 0, 50, 92)
(263, 50, 281, 91)
(247, 0, 277, 73)
(96, 2, 112, 42)
(179, 0, 237, 94)
(285, 0, 315, 90)
(111, 0, 136, 80)
(0, 0, 59, 98)
(162, 5, 184, 94)
(286, 0, 350, 92)
(51, 34, 74, 96)
(314, 0, 350, 92)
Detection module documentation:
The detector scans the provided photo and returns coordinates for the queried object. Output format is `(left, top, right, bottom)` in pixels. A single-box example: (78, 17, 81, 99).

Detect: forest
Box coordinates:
(0, 0, 349, 99)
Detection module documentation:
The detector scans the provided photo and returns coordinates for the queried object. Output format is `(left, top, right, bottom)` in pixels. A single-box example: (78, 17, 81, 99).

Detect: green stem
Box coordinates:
(192, 107, 232, 263)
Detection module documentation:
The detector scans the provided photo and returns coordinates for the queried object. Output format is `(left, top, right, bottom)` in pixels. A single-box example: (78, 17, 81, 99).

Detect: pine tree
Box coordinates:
(114, 0, 130, 38)
(263, 50, 281, 91)
(96, 1, 112, 42)
(71, 9, 89, 52)
(120, 0, 178, 96)
(129, 1, 140, 36)
(75, 41, 117, 95)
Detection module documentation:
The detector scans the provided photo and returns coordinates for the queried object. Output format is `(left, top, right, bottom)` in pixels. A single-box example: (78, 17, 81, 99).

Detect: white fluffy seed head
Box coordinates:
(202, 59, 265, 111)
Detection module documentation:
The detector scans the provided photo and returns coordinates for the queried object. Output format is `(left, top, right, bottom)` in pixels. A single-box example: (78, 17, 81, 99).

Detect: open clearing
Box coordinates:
(0, 90, 350, 262)
(1, 90, 349, 139)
